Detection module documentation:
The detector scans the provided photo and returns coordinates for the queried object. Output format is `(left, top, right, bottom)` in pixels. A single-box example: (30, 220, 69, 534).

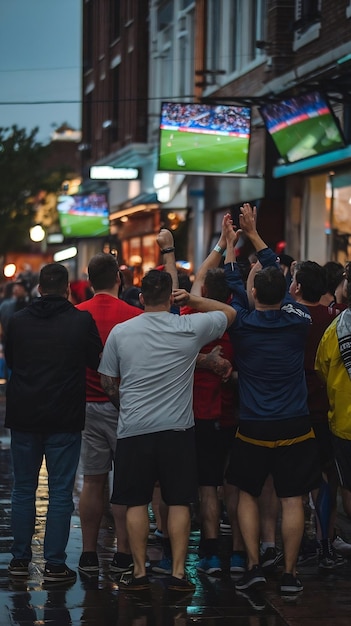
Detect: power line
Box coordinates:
(0, 66, 80, 73)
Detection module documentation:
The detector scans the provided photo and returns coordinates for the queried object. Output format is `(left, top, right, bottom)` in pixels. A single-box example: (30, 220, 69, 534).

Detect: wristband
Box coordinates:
(160, 246, 175, 254)
(213, 244, 224, 254)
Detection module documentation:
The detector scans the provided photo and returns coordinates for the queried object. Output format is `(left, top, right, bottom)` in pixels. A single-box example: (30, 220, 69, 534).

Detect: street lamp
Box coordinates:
(30, 225, 45, 243)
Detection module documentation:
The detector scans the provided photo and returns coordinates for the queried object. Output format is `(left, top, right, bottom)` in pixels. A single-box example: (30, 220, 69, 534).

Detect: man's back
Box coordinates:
(77, 294, 142, 401)
(5, 296, 102, 432)
(100, 309, 227, 438)
(229, 304, 310, 420)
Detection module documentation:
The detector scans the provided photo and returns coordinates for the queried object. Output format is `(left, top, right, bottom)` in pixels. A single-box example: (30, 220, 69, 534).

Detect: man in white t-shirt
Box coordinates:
(99, 267, 235, 593)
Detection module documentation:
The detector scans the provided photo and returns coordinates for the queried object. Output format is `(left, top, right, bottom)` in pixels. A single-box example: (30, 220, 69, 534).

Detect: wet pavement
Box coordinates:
(1, 393, 351, 625)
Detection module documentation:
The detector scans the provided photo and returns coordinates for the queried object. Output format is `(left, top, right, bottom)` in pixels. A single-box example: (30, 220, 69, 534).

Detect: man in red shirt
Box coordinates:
(181, 224, 245, 578)
(76, 253, 142, 575)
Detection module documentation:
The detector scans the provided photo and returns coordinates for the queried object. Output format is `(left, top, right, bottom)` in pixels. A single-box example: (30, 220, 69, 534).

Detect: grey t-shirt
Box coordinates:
(98, 310, 227, 438)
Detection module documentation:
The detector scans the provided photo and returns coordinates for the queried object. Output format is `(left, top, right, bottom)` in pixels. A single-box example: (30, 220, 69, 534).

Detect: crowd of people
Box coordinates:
(2, 203, 351, 599)
(161, 102, 251, 135)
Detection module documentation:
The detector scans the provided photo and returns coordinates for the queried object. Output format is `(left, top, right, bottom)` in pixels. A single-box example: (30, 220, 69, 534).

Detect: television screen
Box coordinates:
(57, 193, 110, 238)
(259, 91, 345, 164)
(158, 102, 251, 175)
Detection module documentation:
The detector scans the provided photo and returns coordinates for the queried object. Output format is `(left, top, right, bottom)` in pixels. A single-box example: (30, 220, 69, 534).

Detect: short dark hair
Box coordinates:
(254, 266, 286, 305)
(88, 253, 119, 291)
(204, 268, 231, 303)
(295, 260, 326, 303)
(323, 261, 344, 296)
(39, 263, 68, 295)
(141, 269, 172, 305)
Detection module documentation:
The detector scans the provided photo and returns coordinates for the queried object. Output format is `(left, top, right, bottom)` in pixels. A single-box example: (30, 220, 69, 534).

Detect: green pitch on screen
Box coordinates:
(60, 215, 110, 238)
(159, 129, 249, 174)
(271, 114, 344, 163)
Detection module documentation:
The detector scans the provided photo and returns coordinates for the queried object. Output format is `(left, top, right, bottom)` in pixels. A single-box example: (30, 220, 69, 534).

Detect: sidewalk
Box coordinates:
(1, 394, 351, 625)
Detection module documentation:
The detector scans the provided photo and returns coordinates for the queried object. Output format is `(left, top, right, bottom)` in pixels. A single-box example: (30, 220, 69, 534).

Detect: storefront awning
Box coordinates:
(109, 192, 159, 220)
(94, 143, 156, 169)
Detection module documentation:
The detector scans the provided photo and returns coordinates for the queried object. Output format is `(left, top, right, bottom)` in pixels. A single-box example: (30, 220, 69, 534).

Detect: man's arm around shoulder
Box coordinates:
(173, 289, 235, 328)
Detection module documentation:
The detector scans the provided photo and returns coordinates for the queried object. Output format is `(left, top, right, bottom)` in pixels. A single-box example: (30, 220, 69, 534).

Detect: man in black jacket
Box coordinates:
(5, 263, 102, 583)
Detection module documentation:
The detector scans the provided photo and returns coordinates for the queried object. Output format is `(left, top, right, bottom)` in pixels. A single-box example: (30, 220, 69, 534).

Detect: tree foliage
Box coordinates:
(0, 125, 51, 253)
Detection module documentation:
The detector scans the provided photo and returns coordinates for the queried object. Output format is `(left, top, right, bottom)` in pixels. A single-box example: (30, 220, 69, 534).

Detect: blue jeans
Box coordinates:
(10, 430, 81, 565)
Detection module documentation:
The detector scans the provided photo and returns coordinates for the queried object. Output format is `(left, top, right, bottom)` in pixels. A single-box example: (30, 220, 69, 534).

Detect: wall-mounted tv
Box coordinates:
(158, 102, 251, 176)
(259, 91, 345, 164)
(57, 193, 110, 238)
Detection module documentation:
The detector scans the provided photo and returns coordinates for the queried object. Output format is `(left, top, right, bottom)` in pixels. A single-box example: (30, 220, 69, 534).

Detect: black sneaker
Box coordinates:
(167, 575, 195, 592)
(43, 563, 77, 583)
(235, 565, 267, 590)
(260, 546, 284, 571)
(78, 551, 99, 574)
(317, 539, 342, 569)
(236, 589, 266, 612)
(109, 552, 134, 573)
(280, 572, 303, 594)
(8, 558, 30, 577)
(119, 572, 150, 590)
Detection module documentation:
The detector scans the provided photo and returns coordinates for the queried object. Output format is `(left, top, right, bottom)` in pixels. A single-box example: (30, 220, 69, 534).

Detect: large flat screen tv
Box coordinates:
(158, 102, 251, 175)
(57, 193, 110, 238)
(259, 91, 345, 164)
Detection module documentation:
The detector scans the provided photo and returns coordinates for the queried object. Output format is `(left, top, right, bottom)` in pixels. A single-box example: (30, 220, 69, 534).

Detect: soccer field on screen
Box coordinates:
(271, 114, 344, 163)
(59, 214, 110, 238)
(159, 129, 249, 174)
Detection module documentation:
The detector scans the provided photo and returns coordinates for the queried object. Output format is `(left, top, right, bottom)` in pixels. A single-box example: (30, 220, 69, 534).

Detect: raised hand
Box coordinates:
(238, 203, 257, 235)
(156, 228, 174, 250)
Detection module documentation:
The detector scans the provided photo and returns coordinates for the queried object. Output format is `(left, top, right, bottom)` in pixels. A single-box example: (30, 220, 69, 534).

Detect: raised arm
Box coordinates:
(246, 260, 262, 309)
(238, 203, 267, 254)
(173, 289, 236, 328)
(191, 212, 231, 296)
(156, 228, 178, 290)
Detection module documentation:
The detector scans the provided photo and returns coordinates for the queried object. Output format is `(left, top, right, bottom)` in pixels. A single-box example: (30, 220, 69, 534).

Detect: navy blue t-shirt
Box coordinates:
(225, 248, 311, 422)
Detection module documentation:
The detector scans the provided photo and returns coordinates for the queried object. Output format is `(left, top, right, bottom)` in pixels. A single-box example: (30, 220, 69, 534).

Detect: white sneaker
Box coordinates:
(332, 536, 351, 556)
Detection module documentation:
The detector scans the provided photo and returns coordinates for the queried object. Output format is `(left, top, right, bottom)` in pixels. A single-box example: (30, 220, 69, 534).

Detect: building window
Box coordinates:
(207, 0, 266, 81)
(229, 0, 241, 73)
(110, 0, 120, 41)
(154, 2, 174, 100)
(176, 5, 195, 97)
(111, 65, 120, 142)
(293, 0, 321, 50)
(206, 0, 222, 73)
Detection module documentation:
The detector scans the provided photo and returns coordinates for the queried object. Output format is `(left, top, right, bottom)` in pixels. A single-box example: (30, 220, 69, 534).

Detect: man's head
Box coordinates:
(290, 260, 326, 303)
(12, 280, 28, 300)
(39, 263, 69, 297)
(323, 261, 344, 296)
(203, 268, 231, 303)
(140, 269, 172, 307)
(253, 266, 286, 306)
(87, 253, 120, 292)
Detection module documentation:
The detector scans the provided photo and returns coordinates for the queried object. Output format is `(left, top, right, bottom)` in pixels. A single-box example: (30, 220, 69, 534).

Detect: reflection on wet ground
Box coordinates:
(1, 395, 351, 625)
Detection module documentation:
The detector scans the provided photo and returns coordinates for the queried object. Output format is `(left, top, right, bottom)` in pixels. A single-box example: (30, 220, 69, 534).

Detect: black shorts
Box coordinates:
(111, 428, 198, 506)
(225, 418, 322, 498)
(312, 421, 333, 472)
(332, 434, 351, 491)
(195, 420, 235, 486)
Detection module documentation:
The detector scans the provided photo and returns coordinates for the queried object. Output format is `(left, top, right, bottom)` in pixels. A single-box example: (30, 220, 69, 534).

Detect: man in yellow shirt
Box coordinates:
(315, 277, 351, 522)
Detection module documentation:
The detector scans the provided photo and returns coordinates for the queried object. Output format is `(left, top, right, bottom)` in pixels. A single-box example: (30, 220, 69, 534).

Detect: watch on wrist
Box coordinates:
(213, 244, 224, 254)
(160, 246, 175, 254)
